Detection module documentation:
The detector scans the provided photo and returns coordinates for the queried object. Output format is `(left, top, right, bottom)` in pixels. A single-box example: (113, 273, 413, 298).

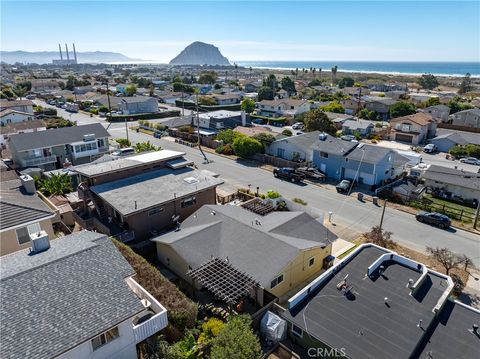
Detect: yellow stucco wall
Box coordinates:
(0, 219, 55, 256)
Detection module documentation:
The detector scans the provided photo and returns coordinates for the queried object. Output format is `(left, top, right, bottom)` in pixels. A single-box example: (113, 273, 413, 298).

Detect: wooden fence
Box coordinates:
(252, 153, 305, 168)
(437, 123, 480, 133)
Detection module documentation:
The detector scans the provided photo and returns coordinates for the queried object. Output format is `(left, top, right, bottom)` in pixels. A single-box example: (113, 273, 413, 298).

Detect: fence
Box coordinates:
(437, 122, 480, 133)
(252, 153, 305, 168)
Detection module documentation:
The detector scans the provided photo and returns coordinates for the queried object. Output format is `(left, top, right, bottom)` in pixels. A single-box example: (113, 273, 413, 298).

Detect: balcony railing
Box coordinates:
(126, 277, 168, 344)
(21, 155, 57, 167)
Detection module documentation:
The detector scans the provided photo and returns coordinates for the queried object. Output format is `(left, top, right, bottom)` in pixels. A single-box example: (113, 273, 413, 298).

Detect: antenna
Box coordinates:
(65, 43, 70, 61)
(58, 44, 63, 60)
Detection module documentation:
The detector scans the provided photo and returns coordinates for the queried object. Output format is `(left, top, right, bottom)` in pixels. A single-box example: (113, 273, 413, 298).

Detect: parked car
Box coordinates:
(340, 135, 356, 142)
(415, 211, 451, 229)
(296, 167, 326, 181)
(292, 122, 304, 130)
(459, 157, 480, 166)
(336, 179, 354, 193)
(423, 143, 437, 153)
(273, 167, 305, 183)
(112, 147, 135, 157)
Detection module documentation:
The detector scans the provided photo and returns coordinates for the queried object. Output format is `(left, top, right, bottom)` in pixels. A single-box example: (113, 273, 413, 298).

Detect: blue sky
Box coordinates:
(1, 1, 479, 62)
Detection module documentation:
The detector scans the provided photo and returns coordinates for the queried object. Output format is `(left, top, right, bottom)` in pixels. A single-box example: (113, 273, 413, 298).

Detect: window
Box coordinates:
(308, 257, 315, 267)
(181, 196, 197, 208)
(319, 151, 328, 158)
(270, 274, 284, 289)
(91, 327, 119, 351)
(16, 223, 41, 245)
(292, 324, 303, 338)
(148, 207, 164, 216)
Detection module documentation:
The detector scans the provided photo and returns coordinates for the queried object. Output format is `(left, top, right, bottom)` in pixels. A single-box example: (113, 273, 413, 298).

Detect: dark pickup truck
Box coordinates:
(273, 167, 305, 183)
(296, 167, 326, 182)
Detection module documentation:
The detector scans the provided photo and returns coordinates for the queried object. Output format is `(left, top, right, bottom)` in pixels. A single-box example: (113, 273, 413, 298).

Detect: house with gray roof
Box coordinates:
(0, 175, 56, 256)
(0, 231, 168, 359)
(341, 119, 374, 137)
(119, 96, 158, 115)
(152, 204, 335, 300)
(277, 243, 461, 359)
(429, 130, 480, 152)
(421, 104, 450, 123)
(450, 108, 480, 128)
(362, 95, 397, 120)
(8, 123, 110, 170)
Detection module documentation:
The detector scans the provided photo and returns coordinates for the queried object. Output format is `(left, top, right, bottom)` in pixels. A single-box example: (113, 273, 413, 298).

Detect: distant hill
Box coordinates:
(169, 41, 230, 66)
(0, 50, 139, 64)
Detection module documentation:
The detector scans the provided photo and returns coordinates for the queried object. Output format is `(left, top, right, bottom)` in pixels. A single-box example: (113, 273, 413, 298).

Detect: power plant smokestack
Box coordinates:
(65, 43, 70, 61)
(58, 44, 63, 60)
(72, 43, 77, 63)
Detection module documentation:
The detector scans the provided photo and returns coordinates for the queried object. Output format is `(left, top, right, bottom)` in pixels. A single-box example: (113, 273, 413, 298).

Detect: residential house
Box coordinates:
(276, 89, 289, 99)
(74, 150, 223, 241)
(429, 130, 480, 152)
(119, 96, 158, 115)
(362, 96, 397, 120)
(421, 104, 451, 123)
(158, 92, 184, 105)
(211, 93, 242, 105)
(0, 174, 55, 256)
(0, 109, 35, 126)
(0, 99, 34, 114)
(269, 132, 408, 185)
(30, 79, 59, 92)
(389, 112, 437, 145)
(324, 112, 355, 129)
(341, 119, 374, 137)
(256, 99, 310, 118)
(73, 85, 94, 94)
(152, 204, 335, 301)
(8, 123, 111, 170)
(0, 231, 168, 359)
(410, 93, 436, 105)
(0, 119, 46, 147)
(276, 243, 469, 359)
(341, 98, 365, 115)
(196, 110, 249, 131)
(421, 164, 480, 202)
(450, 108, 480, 128)
(244, 81, 262, 93)
(115, 83, 129, 94)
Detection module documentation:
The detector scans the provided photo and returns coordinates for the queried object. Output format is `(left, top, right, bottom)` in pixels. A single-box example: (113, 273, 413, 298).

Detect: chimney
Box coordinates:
(407, 278, 415, 289)
(30, 230, 50, 253)
(59, 44, 63, 60)
(65, 43, 70, 61)
(72, 43, 77, 63)
(241, 110, 246, 126)
(20, 174, 36, 194)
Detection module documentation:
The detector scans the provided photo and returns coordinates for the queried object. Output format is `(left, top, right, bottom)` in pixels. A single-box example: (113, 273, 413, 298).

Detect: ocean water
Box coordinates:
(235, 61, 480, 77)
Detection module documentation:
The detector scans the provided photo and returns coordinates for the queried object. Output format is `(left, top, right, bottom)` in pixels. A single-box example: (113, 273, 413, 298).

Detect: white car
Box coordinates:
(459, 157, 480, 165)
(112, 147, 135, 157)
(292, 122, 304, 130)
(423, 144, 437, 153)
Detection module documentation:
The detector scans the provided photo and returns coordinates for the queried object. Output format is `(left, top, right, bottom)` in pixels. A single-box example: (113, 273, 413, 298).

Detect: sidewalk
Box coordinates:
(458, 269, 480, 309)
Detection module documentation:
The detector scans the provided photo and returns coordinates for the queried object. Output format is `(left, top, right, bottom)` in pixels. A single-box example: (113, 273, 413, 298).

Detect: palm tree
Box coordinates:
(318, 68, 322, 82)
(312, 68, 316, 79)
(331, 65, 338, 85)
(14, 85, 28, 99)
(39, 173, 73, 196)
(295, 68, 299, 80)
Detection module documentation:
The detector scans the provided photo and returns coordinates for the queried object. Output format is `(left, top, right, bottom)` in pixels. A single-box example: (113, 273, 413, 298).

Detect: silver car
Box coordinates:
(459, 157, 480, 165)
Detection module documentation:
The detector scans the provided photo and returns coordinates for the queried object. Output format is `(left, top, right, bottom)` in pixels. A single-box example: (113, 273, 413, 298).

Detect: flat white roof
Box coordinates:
(130, 150, 185, 163)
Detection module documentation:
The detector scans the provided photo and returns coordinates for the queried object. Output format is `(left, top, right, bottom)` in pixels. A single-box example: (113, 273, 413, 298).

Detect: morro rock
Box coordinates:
(169, 41, 230, 66)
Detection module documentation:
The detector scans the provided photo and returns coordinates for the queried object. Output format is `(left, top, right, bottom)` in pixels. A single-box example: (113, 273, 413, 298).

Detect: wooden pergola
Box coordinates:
(187, 257, 259, 305)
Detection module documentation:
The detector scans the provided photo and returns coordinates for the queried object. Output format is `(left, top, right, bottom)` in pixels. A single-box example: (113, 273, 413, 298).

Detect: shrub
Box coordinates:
(232, 136, 263, 158)
(216, 129, 243, 144)
(293, 198, 307, 205)
(267, 190, 281, 199)
(113, 240, 198, 334)
(282, 129, 292, 136)
(116, 138, 131, 148)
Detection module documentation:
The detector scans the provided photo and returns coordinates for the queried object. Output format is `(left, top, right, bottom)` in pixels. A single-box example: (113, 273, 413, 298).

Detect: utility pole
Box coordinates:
(181, 90, 185, 117)
(125, 117, 129, 143)
(474, 200, 480, 229)
(105, 82, 112, 122)
(195, 91, 208, 163)
(379, 199, 387, 231)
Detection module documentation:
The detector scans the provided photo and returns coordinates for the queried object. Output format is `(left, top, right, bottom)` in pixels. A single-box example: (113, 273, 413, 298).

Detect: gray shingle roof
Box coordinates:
(8, 123, 110, 152)
(423, 165, 480, 191)
(275, 131, 358, 156)
(152, 205, 336, 287)
(90, 167, 223, 216)
(0, 179, 54, 230)
(0, 231, 144, 359)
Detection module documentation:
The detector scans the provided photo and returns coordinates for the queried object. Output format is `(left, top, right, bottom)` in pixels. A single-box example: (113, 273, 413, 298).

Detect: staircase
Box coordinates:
(91, 193, 108, 219)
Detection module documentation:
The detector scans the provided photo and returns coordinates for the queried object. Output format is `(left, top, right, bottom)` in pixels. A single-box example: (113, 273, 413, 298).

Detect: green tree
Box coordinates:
(331, 65, 338, 84)
(417, 74, 439, 90)
(252, 132, 276, 149)
(389, 101, 416, 118)
(320, 101, 345, 114)
(198, 71, 218, 84)
(303, 109, 336, 135)
(125, 84, 137, 96)
(338, 77, 354, 88)
(38, 173, 73, 196)
(240, 98, 255, 113)
(282, 129, 293, 136)
(280, 76, 296, 95)
(216, 129, 242, 144)
(358, 108, 379, 121)
(424, 97, 440, 107)
(134, 141, 160, 153)
(264, 74, 278, 90)
(210, 315, 262, 359)
(447, 97, 473, 114)
(458, 73, 473, 94)
(13, 85, 28, 98)
(232, 136, 263, 158)
(116, 138, 131, 148)
(198, 96, 217, 106)
(149, 84, 155, 97)
(257, 86, 275, 101)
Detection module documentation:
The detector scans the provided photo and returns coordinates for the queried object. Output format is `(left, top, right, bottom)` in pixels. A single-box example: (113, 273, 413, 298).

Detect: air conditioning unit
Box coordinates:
(30, 230, 50, 253)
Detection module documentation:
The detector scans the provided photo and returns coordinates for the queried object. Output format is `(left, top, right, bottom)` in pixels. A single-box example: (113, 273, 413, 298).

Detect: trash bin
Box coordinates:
(373, 196, 379, 205)
(357, 193, 364, 201)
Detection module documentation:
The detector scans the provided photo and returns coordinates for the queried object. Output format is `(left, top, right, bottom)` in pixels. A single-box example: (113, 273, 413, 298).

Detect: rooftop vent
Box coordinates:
(83, 133, 96, 142)
(30, 230, 50, 253)
(407, 278, 415, 289)
(318, 133, 328, 141)
(20, 174, 36, 194)
(184, 177, 200, 185)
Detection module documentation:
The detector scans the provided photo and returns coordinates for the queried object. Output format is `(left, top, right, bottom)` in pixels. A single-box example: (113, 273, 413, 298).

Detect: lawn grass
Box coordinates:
(424, 194, 476, 215)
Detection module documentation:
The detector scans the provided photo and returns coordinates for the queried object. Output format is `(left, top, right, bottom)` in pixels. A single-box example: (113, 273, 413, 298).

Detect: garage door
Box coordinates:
(344, 168, 375, 185)
(395, 134, 413, 143)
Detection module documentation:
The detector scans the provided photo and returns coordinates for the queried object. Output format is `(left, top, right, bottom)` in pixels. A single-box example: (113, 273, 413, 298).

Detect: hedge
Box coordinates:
(108, 110, 180, 122)
(112, 240, 198, 336)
